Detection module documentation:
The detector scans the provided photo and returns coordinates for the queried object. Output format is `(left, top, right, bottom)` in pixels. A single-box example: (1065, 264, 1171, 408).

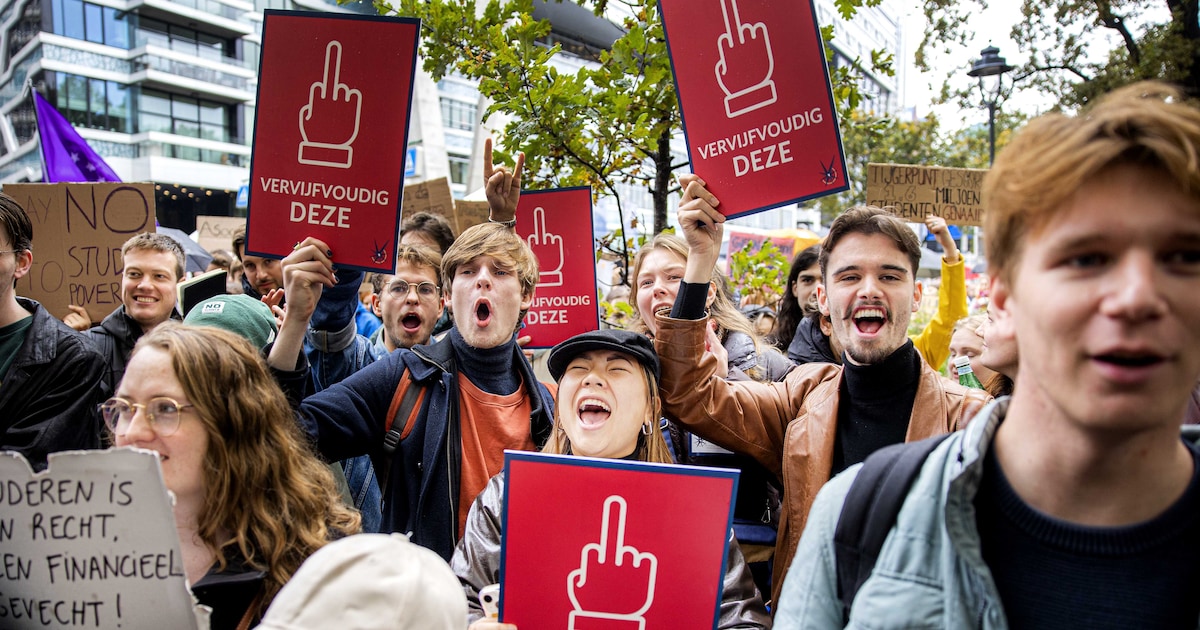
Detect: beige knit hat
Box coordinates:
(259, 533, 467, 630)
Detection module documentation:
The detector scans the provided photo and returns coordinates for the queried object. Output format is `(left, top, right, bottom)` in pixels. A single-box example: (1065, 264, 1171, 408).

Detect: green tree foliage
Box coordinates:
(378, 0, 895, 273)
(917, 0, 1200, 109)
(728, 239, 789, 311)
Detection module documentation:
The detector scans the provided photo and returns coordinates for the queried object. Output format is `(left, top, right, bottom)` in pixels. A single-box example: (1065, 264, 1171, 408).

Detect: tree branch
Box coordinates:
(1095, 0, 1141, 66)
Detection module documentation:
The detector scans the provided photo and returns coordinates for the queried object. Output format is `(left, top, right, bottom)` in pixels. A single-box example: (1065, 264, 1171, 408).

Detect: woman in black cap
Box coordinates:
(451, 329, 770, 629)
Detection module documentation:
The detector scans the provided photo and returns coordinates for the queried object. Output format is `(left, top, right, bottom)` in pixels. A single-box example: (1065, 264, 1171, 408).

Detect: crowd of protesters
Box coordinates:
(3, 81, 1200, 629)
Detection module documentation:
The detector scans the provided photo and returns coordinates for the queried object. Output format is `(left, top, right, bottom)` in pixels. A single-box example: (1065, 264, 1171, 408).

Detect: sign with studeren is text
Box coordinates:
(500, 452, 738, 629)
(0, 449, 207, 629)
(246, 11, 419, 272)
(659, 0, 848, 218)
(6, 182, 156, 322)
(514, 187, 599, 348)
(865, 163, 988, 226)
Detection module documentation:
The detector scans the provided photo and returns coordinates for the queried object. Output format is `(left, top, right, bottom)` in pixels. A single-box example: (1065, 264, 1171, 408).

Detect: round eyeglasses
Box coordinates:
(99, 397, 195, 437)
(386, 279, 440, 301)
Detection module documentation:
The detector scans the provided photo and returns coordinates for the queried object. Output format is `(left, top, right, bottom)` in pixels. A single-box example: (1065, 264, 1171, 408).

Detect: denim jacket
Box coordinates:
(775, 399, 1200, 629)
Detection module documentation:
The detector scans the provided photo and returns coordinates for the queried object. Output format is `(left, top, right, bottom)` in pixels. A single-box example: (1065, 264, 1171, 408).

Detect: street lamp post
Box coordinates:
(967, 45, 1014, 166)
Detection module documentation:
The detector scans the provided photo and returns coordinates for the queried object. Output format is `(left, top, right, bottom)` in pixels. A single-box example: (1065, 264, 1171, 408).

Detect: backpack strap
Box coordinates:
(833, 433, 952, 623)
(379, 372, 427, 496)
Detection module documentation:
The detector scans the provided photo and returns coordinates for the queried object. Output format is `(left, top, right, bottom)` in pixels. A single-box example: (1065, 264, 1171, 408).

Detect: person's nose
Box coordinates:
(1100, 251, 1167, 321)
(581, 366, 607, 388)
(857, 276, 882, 301)
(475, 267, 494, 289)
(120, 404, 155, 444)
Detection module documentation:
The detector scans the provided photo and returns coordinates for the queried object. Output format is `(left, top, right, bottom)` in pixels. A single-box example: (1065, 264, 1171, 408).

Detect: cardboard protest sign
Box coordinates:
(659, 0, 847, 218)
(865, 163, 988, 226)
(247, 11, 420, 272)
(6, 183, 155, 322)
(454, 200, 491, 235)
(0, 449, 205, 629)
(194, 215, 245, 253)
(514, 188, 599, 348)
(500, 452, 738, 629)
(400, 177, 455, 226)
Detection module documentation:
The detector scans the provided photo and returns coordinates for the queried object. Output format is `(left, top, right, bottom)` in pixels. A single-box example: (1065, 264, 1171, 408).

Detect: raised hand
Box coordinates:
(298, 40, 362, 169)
(483, 137, 525, 223)
(677, 174, 725, 284)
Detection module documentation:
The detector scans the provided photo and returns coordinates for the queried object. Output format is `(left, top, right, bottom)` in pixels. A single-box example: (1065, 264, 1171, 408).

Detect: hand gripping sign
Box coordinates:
(298, 41, 363, 169)
(715, 0, 777, 118)
(659, 0, 848, 218)
(501, 452, 739, 629)
(247, 11, 419, 272)
(567, 496, 658, 630)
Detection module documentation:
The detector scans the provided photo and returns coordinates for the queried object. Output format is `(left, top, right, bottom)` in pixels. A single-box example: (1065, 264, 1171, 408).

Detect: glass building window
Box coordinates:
(52, 0, 130, 48)
(54, 72, 133, 133)
(439, 98, 477, 131)
(138, 88, 233, 142)
(448, 156, 470, 185)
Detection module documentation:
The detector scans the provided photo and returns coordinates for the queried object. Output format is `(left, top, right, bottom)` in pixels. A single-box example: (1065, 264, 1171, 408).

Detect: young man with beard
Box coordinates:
(0, 193, 106, 469)
(268, 142, 555, 561)
(776, 82, 1200, 628)
(653, 177, 991, 604)
(67, 232, 184, 393)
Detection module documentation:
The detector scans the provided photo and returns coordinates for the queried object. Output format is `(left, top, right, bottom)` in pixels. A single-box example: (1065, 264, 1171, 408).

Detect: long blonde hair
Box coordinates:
(543, 365, 673, 464)
(628, 232, 773, 379)
(131, 324, 360, 612)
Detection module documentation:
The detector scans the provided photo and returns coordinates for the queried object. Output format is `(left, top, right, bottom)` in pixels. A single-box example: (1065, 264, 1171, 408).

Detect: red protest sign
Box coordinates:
(246, 11, 419, 271)
(501, 452, 737, 629)
(515, 188, 599, 348)
(659, 0, 848, 218)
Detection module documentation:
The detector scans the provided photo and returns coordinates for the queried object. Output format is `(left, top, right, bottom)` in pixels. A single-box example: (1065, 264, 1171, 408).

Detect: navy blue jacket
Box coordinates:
(280, 332, 555, 561)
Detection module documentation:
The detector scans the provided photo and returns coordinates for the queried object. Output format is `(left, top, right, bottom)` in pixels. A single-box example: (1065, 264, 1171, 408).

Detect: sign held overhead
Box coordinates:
(247, 11, 420, 272)
(659, 0, 848, 218)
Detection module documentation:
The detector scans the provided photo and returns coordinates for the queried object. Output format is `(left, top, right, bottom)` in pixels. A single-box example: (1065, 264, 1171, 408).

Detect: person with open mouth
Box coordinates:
(451, 329, 770, 629)
(653, 175, 991, 606)
(267, 138, 557, 566)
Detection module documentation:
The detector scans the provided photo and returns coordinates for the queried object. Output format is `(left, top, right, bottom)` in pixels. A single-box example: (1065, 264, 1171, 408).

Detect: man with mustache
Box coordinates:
(654, 181, 991, 604)
(268, 139, 554, 562)
(777, 81, 1200, 628)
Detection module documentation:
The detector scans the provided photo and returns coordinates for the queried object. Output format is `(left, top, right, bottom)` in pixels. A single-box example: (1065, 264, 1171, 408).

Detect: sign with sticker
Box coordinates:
(659, 0, 848, 218)
(247, 11, 420, 272)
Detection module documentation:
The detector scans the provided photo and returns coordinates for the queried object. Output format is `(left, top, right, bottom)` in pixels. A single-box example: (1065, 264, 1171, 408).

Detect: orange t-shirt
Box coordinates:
(457, 377, 538, 537)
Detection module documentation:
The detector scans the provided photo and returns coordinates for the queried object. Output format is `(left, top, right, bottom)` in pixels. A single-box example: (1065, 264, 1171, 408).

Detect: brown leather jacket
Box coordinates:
(654, 315, 991, 604)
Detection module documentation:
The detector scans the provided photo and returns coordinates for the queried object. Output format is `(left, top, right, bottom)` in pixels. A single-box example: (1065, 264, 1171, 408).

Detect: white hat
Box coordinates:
(259, 533, 467, 630)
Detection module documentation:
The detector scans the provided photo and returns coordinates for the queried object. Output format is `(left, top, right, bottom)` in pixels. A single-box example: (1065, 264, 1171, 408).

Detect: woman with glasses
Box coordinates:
(101, 323, 360, 630)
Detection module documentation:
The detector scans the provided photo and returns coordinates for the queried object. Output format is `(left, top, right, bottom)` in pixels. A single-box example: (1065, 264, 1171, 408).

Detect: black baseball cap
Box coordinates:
(547, 329, 660, 381)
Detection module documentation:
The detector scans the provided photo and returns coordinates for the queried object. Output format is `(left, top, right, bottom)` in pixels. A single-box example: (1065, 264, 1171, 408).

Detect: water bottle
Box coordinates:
(954, 355, 984, 390)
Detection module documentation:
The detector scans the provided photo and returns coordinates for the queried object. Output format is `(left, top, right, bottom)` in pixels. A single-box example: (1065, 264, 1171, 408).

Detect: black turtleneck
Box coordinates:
(831, 340, 921, 475)
(448, 327, 522, 395)
(975, 441, 1200, 629)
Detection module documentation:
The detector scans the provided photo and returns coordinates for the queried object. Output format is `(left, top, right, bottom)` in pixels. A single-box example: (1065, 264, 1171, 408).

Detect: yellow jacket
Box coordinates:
(910, 256, 967, 371)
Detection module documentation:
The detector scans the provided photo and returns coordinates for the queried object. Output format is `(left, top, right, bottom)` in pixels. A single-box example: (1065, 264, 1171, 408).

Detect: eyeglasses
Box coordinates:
(386, 279, 440, 300)
(99, 397, 195, 437)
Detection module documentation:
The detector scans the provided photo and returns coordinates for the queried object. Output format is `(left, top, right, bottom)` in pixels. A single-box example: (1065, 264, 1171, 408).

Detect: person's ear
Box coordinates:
(911, 280, 923, 313)
(371, 293, 383, 318)
(521, 286, 535, 312)
(990, 273, 1010, 317)
(816, 284, 829, 316)
(705, 283, 716, 309)
(12, 249, 32, 281)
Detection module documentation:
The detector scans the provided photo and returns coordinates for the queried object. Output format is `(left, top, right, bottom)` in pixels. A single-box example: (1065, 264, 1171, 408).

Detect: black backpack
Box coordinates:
(832, 434, 952, 623)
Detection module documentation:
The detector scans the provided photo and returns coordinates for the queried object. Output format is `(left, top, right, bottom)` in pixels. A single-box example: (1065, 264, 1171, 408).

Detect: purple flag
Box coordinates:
(33, 91, 121, 183)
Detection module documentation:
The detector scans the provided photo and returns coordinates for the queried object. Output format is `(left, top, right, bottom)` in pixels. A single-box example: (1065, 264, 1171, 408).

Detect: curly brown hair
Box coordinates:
(130, 323, 360, 613)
